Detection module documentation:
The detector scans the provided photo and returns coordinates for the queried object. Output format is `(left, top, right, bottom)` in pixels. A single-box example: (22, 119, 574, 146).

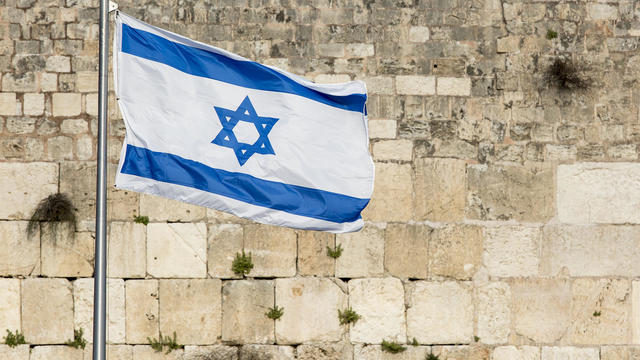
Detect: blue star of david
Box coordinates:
(211, 96, 279, 166)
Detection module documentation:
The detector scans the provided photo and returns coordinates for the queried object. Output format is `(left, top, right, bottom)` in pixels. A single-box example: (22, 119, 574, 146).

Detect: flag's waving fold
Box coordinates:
(114, 13, 374, 233)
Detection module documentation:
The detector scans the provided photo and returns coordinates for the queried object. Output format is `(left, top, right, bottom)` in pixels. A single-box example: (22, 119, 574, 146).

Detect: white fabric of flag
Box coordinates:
(113, 13, 374, 233)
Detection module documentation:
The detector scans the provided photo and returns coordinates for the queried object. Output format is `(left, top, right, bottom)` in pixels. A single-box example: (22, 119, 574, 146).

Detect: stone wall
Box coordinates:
(1, 0, 640, 359)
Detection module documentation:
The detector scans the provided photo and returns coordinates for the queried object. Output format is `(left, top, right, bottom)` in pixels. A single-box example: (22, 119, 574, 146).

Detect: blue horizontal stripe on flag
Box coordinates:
(121, 24, 366, 113)
(120, 145, 369, 224)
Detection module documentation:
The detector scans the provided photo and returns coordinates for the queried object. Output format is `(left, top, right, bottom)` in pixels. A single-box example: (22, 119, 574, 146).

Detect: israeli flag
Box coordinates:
(113, 13, 374, 233)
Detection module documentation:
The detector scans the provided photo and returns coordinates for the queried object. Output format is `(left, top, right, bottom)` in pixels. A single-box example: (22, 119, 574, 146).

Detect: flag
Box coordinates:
(113, 13, 374, 233)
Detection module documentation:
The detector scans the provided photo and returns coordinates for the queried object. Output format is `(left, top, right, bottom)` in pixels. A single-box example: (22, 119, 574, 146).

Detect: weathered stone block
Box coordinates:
(396, 76, 435, 95)
(73, 278, 126, 344)
(414, 158, 466, 222)
(372, 139, 413, 161)
(297, 230, 334, 277)
(159, 279, 221, 345)
(222, 280, 274, 344)
(541, 225, 640, 277)
(139, 194, 206, 222)
(46, 56, 71, 72)
(354, 344, 428, 359)
(0, 221, 40, 276)
(492, 346, 540, 360)
(132, 345, 184, 359)
(384, 224, 429, 279)
(208, 224, 243, 279)
(239, 345, 295, 360)
(512, 279, 571, 343)
(634, 281, 640, 344)
(298, 342, 353, 360)
(558, 163, 640, 224)
(368, 120, 396, 139)
(47, 135, 74, 160)
(147, 223, 207, 278)
(362, 163, 413, 222)
(31, 346, 83, 360)
(409, 26, 430, 42)
(0, 162, 57, 220)
(275, 278, 347, 344)
(23, 93, 44, 115)
(433, 345, 491, 360)
(601, 346, 640, 360)
(0, 345, 29, 360)
(477, 282, 511, 344)
(184, 345, 238, 360)
(22, 278, 73, 344)
(125, 280, 158, 344)
(364, 77, 394, 95)
(349, 278, 406, 344)
(61, 119, 88, 134)
(76, 71, 97, 92)
(0, 93, 17, 115)
(467, 163, 554, 221)
(41, 226, 94, 277)
(108, 222, 146, 278)
(336, 224, 384, 278)
(429, 224, 482, 280)
(497, 36, 520, 53)
(484, 226, 540, 277)
(406, 281, 472, 344)
(437, 77, 471, 96)
(540, 347, 599, 360)
(570, 279, 630, 344)
(52, 93, 81, 116)
(588, 4, 618, 20)
(244, 224, 296, 277)
(0, 279, 20, 335)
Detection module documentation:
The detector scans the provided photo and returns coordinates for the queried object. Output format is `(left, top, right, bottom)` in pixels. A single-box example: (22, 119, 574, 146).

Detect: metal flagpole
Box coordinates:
(93, 0, 110, 358)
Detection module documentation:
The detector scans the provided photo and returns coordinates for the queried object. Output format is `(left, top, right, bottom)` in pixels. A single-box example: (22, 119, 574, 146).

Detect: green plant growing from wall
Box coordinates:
(381, 340, 406, 354)
(266, 306, 284, 320)
(546, 29, 558, 39)
(338, 308, 361, 325)
(426, 354, 441, 360)
(544, 58, 591, 91)
(3, 330, 25, 348)
(134, 215, 149, 225)
(148, 331, 182, 354)
(28, 193, 76, 237)
(474, 335, 480, 342)
(232, 251, 254, 276)
(593, 310, 601, 317)
(65, 328, 87, 349)
(326, 243, 343, 259)
(411, 338, 419, 346)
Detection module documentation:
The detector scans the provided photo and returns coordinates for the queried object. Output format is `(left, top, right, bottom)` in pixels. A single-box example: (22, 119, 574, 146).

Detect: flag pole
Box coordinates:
(93, 0, 111, 358)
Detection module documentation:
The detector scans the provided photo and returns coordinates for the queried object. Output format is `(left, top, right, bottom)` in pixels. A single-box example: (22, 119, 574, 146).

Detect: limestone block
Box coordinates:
(222, 280, 274, 344)
(77, 135, 93, 160)
(239, 345, 295, 360)
(147, 223, 207, 278)
(349, 278, 406, 344)
(433, 345, 491, 360)
(364, 77, 394, 95)
(0, 162, 57, 220)
(42, 73, 57, 92)
(362, 162, 413, 222)
(73, 278, 126, 344)
(588, 4, 618, 20)
(99, 345, 134, 360)
(318, 43, 345, 57)
(22, 278, 73, 344)
(5, 117, 35, 134)
(414, 158, 466, 222)
(159, 279, 221, 345)
(23, 93, 44, 115)
(31, 346, 83, 360)
(346, 43, 374, 57)
(409, 26, 430, 42)
(106, 163, 140, 221)
(0, 221, 40, 276)
(558, 163, 640, 224)
(541, 225, 640, 277)
(243, 224, 296, 277)
(0, 279, 20, 335)
(275, 278, 347, 344)
(372, 140, 413, 161)
(76, 71, 97, 92)
(61, 119, 88, 134)
(132, 345, 184, 359)
(477, 282, 511, 345)
(570, 279, 630, 344)
(634, 281, 640, 344)
(354, 344, 428, 359)
(384, 224, 430, 279)
(298, 342, 353, 360)
(336, 224, 384, 278)
(467, 163, 554, 221)
(208, 224, 243, 278)
(108, 222, 146, 278)
(47, 136, 73, 160)
(184, 345, 238, 360)
(2, 73, 37, 92)
(297, 230, 334, 277)
(496, 36, 520, 53)
(437, 77, 471, 96)
(0, 93, 17, 115)
(139, 194, 206, 222)
(46, 56, 71, 72)
(125, 280, 159, 344)
(491, 346, 540, 360)
(52, 93, 81, 116)
(512, 279, 571, 343)
(429, 224, 482, 280)
(540, 347, 599, 360)
(0, 345, 29, 360)
(601, 346, 640, 360)
(41, 226, 94, 277)
(368, 120, 396, 139)
(396, 76, 435, 95)
(483, 226, 540, 277)
(406, 281, 473, 344)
